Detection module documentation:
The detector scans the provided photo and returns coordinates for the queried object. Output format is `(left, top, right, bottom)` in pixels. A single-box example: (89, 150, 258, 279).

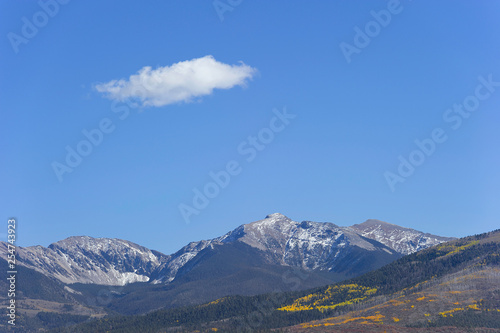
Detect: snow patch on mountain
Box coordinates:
(0, 236, 170, 285)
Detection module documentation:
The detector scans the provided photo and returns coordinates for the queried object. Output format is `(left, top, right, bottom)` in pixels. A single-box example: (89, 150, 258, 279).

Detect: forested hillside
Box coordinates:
(47, 229, 500, 332)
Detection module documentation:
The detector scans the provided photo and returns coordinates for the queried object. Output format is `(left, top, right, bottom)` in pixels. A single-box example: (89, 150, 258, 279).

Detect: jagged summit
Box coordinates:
(210, 214, 397, 271)
(356, 219, 397, 227)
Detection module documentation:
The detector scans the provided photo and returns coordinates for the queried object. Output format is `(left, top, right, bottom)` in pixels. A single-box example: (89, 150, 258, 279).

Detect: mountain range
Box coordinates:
(53, 228, 500, 333)
(0, 213, 453, 287)
(0, 213, 456, 331)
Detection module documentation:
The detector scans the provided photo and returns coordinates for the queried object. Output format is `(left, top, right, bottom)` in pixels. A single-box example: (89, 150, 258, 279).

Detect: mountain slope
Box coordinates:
(0, 214, 452, 289)
(100, 241, 338, 314)
(289, 266, 500, 332)
(57, 229, 500, 332)
(0, 214, 459, 332)
(77, 212, 405, 314)
(0, 237, 170, 285)
(153, 213, 403, 284)
(0, 258, 104, 333)
(285, 230, 500, 331)
(350, 219, 455, 255)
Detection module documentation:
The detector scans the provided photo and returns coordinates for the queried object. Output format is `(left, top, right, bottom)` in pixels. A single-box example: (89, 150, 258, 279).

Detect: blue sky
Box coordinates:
(1, 0, 499, 255)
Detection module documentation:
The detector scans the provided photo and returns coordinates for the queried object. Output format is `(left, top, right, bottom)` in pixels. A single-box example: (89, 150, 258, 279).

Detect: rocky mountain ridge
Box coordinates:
(350, 219, 454, 255)
(0, 213, 454, 286)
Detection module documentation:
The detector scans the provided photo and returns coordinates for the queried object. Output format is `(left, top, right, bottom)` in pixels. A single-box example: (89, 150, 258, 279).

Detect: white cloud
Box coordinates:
(94, 55, 257, 107)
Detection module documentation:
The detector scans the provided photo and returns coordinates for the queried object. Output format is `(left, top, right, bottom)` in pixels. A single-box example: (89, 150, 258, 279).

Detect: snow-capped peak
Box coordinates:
(1, 236, 170, 285)
(350, 219, 455, 255)
(265, 212, 289, 220)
